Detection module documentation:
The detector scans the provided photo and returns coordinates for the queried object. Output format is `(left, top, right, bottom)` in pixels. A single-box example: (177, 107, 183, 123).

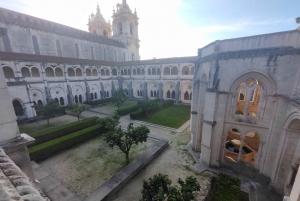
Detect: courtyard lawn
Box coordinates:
(139, 105, 190, 128)
(89, 100, 137, 115)
(119, 100, 138, 109)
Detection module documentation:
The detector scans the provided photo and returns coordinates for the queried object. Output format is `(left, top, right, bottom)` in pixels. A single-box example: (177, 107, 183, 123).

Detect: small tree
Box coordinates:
(137, 99, 162, 117)
(33, 99, 61, 125)
(67, 103, 87, 121)
(112, 89, 127, 110)
(140, 174, 200, 201)
(104, 122, 150, 164)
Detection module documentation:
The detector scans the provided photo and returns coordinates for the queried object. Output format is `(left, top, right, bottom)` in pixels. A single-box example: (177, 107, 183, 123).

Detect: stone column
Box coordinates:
(0, 66, 36, 182)
(159, 82, 163, 100)
(143, 82, 148, 99)
(129, 80, 133, 98)
(175, 81, 180, 104)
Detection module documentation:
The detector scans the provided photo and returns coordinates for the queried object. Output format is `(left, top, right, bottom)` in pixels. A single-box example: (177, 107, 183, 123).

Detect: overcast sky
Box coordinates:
(0, 0, 299, 59)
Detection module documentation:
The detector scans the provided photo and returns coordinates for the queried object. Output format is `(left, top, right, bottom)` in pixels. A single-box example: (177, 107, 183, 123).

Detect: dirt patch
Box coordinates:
(39, 135, 155, 199)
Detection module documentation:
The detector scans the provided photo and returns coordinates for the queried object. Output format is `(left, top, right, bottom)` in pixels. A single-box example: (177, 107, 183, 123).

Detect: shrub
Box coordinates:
(29, 124, 103, 161)
(88, 98, 112, 105)
(209, 173, 241, 201)
(130, 110, 147, 119)
(162, 100, 174, 108)
(28, 117, 99, 147)
(116, 105, 139, 116)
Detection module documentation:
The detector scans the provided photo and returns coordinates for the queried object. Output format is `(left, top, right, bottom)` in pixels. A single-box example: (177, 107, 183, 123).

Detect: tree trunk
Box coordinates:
(77, 115, 80, 121)
(47, 117, 50, 125)
(126, 153, 129, 164)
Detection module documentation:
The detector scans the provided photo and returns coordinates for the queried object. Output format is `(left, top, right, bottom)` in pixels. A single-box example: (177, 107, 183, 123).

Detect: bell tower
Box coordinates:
(112, 0, 140, 61)
(88, 3, 112, 37)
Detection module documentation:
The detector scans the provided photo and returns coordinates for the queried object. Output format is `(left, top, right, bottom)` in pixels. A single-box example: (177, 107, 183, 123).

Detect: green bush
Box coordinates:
(130, 110, 147, 119)
(116, 105, 139, 116)
(209, 173, 241, 201)
(88, 98, 112, 105)
(28, 117, 99, 147)
(29, 124, 103, 161)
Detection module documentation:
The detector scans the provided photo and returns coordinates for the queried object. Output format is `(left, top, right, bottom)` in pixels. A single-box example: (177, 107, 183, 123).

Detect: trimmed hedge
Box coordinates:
(116, 105, 139, 116)
(29, 117, 99, 147)
(29, 124, 103, 161)
(88, 98, 112, 105)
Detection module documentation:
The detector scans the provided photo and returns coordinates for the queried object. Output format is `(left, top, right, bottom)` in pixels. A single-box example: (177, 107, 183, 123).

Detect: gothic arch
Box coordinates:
(2, 66, 15, 78)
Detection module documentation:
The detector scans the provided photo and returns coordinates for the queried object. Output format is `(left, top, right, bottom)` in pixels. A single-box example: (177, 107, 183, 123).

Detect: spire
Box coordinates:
(97, 2, 100, 14)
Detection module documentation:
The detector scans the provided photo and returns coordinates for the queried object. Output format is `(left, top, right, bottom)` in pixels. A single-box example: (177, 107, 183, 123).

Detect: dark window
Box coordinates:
(32, 36, 40, 55)
(75, 43, 80, 58)
(91, 46, 94, 60)
(60, 97, 65, 105)
(75, 95, 78, 103)
(167, 90, 170, 98)
(172, 91, 175, 99)
(56, 40, 62, 56)
(13, 100, 23, 116)
(79, 95, 83, 103)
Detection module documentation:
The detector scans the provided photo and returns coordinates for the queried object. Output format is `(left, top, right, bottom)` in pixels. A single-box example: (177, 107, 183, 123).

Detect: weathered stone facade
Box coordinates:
(190, 30, 300, 196)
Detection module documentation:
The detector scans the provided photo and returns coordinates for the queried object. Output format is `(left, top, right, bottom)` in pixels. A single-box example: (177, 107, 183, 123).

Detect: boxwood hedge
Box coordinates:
(28, 117, 99, 147)
(29, 124, 103, 161)
(116, 105, 139, 116)
(88, 98, 112, 105)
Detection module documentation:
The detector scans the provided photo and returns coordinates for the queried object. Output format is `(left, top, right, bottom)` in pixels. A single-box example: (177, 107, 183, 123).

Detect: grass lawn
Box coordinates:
(139, 105, 190, 128)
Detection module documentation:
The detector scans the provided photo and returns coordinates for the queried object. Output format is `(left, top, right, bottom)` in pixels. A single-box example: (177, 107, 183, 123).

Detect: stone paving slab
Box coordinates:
(33, 167, 50, 180)
(40, 175, 61, 193)
(47, 185, 76, 201)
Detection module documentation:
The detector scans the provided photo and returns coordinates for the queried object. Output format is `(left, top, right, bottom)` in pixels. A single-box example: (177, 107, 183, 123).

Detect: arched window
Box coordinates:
(133, 69, 136, 75)
(3, 66, 14, 78)
(75, 43, 80, 58)
(106, 69, 109, 76)
(132, 53, 135, 61)
(60, 97, 65, 105)
(172, 91, 175, 99)
(92, 69, 97, 76)
(171, 67, 178, 75)
(121, 70, 124, 75)
(142, 69, 145, 75)
(157, 90, 159, 97)
(45, 67, 54, 77)
(55, 68, 63, 77)
(151, 90, 153, 97)
(79, 95, 83, 103)
(32, 36, 40, 55)
(68, 68, 75, 77)
(75, 95, 78, 104)
(137, 90, 140, 96)
(86, 69, 92, 76)
(13, 100, 23, 116)
(140, 90, 143, 96)
(90, 93, 94, 101)
(37, 100, 43, 106)
(101, 69, 105, 76)
(164, 67, 170, 75)
(124, 69, 127, 75)
(56, 40, 62, 57)
(182, 66, 189, 75)
(31, 67, 40, 77)
(76, 68, 82, 76)
(106, 91, 109, 97)
(119, 23, 123, 35)
(235, 78, 263, 117)
(112, 68, 117, 76)
(152, 68, 156, 75)
(157, 68, 161, 75)
(21, 67, 31, 77)
(184, 91, 189, 100)
(137, 68, 141, 75)
(94, 92, 97, 99)
(167, 90, 170, 98)
(154, 91, 157, 97)
(148, 68, 151, 75)
(130, 23, 134, 36)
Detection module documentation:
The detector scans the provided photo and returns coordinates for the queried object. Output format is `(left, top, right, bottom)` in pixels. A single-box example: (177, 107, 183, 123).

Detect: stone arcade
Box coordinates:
(0, 1, 300, 200)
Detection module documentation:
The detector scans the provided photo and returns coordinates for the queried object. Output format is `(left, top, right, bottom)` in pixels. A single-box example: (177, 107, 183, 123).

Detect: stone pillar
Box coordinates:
(0, 66, 36, 182)
(111, 81, 116, 96)
(289, 168, 300, 201)
(67, 84, 74, 104)
(85, 80, 91, 102)
(159, 82, 163, 100)
(129, 81, 133, 98)
(175, 81, 180, 104)
(143, 82, 148, 99)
